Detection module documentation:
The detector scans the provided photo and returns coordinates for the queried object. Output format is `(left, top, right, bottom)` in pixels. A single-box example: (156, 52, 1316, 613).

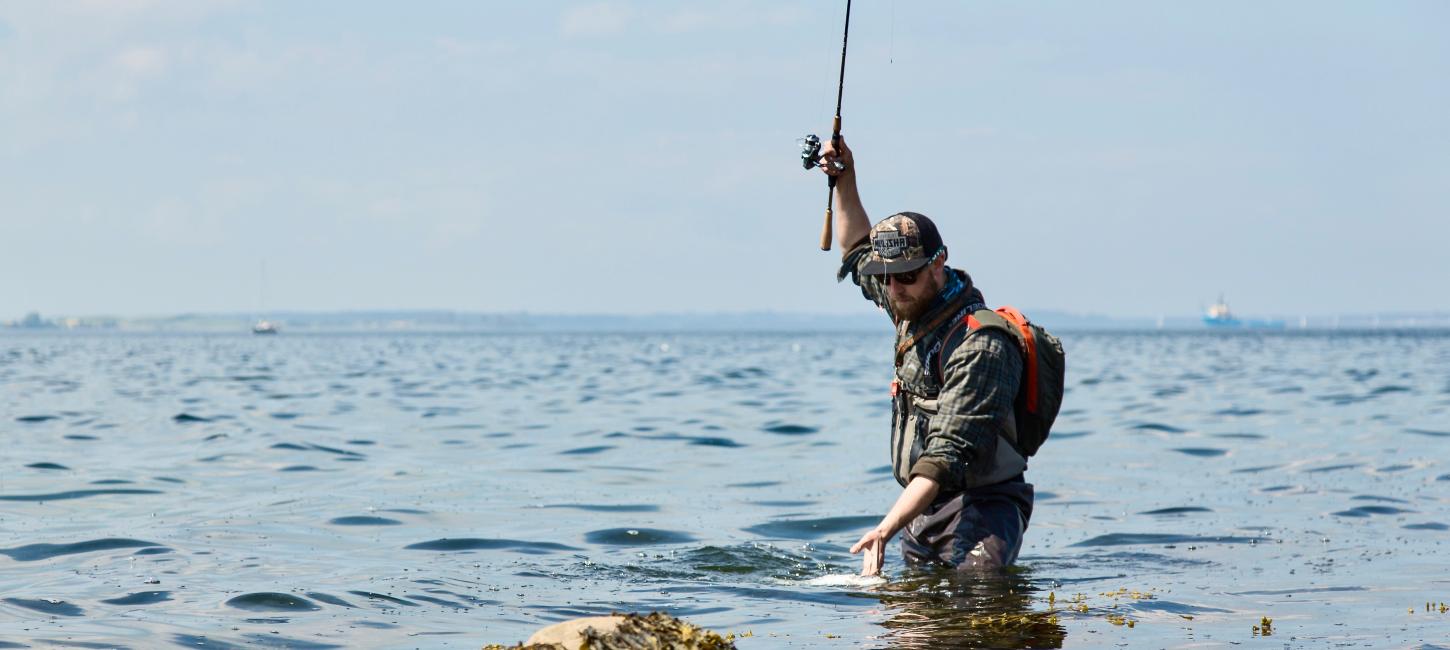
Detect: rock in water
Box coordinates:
(529, 616, 622, 648)
(483, 611, 737, 650)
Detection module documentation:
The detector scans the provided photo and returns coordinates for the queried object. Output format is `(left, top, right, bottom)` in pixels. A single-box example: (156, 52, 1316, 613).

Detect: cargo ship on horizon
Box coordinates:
(1204, 295, 1239, 327)
(1204, 295, 1284, 329)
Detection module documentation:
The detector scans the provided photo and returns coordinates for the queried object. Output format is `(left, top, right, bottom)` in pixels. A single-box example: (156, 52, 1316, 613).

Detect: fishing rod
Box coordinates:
(799, 0, 852, 251)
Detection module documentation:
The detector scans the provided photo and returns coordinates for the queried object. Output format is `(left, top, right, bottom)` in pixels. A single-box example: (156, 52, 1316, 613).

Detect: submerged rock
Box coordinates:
(484, 611, 737, 650)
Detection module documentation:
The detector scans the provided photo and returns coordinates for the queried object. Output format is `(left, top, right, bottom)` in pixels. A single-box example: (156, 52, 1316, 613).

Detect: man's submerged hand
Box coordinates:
(847, 477, 940, 576)
(850, 527, 890, 576)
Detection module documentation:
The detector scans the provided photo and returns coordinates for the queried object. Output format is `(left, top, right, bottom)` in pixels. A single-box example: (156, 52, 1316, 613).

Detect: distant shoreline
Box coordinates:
(5, 308, 1450, 336)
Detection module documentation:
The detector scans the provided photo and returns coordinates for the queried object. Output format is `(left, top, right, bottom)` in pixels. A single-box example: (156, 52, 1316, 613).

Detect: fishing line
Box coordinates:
(821, 0, 852, 252)
(797, 0, 851, 252)
(797, 1, 855, 251)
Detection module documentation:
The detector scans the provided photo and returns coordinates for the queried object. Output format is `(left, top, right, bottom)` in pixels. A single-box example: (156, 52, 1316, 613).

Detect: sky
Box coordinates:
(1, 1, 1446, 319)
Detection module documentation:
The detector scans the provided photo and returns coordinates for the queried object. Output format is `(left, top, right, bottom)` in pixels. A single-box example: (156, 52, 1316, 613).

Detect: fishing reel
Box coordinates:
(798, 134, 846, 172)
(799, 134, 823, 170)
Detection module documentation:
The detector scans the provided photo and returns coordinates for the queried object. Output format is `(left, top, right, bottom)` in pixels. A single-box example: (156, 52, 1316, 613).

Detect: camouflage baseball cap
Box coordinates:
(862, 212, 945, 275)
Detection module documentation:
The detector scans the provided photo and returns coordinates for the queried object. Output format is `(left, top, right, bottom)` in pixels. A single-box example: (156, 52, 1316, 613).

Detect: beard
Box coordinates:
(887, 270, 944, 322)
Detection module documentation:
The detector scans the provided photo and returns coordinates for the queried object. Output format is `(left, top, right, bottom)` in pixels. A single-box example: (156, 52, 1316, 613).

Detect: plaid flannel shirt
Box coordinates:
(839, 239, 1025, 490)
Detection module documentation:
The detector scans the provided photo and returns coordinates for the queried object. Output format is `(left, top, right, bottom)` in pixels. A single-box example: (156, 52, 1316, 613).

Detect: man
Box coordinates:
(818, 138, 1033, 576)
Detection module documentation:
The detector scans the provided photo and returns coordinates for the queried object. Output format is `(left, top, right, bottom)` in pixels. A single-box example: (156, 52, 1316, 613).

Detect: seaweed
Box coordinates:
(484, 612, 737, 650)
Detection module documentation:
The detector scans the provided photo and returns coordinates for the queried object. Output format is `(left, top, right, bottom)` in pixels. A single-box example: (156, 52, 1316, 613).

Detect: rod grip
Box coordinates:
(820, 206, 834, 251)
(820, 177, 836, 251)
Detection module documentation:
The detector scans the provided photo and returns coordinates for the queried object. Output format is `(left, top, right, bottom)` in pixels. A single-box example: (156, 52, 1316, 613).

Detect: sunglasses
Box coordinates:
(883, 267, 926, 286)
(879, 251, 941, 286)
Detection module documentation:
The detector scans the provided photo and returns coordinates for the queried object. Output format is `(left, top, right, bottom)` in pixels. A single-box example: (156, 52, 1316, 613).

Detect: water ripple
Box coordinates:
(328, 516, 402, 526)
(1071, 533, 1266, 547)
(1138, 506, 1213, 515)
(0, 489, 163, 502)
(101, 591, 172, 606)
(3, 597, 83, 616)
(584, 528, 697, 545)
(541, 504, 660, 513)
(1332, 505, 1415, 517)
(348, 591, 419, 607)
(24, 462, 69, 470)
(405, 538, 580, 553)
(742, 515, 878, 541)
(1, 538, 165, 561)
(305, 592, 356, 608)
(226, 592, 321, 612)
(761, 422, 819, 435)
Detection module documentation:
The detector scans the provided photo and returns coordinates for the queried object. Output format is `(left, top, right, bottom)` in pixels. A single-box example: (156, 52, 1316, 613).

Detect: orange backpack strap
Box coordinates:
(939, 305, 1063, 457)
(993, 306, 1039, 413)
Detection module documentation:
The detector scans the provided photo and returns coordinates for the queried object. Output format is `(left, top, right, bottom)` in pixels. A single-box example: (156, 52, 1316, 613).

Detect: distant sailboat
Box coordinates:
(252, 260, 280, 335)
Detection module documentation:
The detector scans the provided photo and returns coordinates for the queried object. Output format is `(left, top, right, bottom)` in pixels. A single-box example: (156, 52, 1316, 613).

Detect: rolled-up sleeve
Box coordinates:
(909, 328, 1022, 487)
(836, 237, 891, 314)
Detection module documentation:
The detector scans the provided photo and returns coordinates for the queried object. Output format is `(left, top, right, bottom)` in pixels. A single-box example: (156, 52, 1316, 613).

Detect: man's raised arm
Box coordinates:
(820, 137, 871, 254)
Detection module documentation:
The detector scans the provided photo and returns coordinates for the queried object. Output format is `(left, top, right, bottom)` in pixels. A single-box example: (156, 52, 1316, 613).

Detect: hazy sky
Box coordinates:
(2, 1, 1446, 318)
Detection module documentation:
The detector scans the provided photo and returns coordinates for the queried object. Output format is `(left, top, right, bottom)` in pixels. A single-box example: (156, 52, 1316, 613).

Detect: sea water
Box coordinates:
(2, 330, 1448, 648)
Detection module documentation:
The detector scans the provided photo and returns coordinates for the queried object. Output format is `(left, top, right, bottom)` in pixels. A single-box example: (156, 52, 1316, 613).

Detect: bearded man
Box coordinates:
(819, 138, 1034, 576)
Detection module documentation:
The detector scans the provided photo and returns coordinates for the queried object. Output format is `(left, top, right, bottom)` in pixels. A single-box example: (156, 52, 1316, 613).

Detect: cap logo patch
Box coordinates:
(873, 232, 910, 259)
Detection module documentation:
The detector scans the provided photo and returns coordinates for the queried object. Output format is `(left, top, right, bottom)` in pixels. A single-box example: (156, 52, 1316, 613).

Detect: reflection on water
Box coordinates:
(873, 568, 1065, 649)
(2, 330, 1449, 647)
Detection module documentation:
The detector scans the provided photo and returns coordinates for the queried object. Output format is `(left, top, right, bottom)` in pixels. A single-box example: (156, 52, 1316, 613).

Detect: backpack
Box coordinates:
(935, 306, 1065, 456)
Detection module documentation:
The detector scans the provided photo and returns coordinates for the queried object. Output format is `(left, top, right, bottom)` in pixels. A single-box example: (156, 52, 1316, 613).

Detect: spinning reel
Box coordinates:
(798, 134, 845, 172)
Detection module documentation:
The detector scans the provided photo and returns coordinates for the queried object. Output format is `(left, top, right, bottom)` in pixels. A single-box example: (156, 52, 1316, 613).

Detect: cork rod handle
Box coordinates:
(821, 203, 834, 251)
